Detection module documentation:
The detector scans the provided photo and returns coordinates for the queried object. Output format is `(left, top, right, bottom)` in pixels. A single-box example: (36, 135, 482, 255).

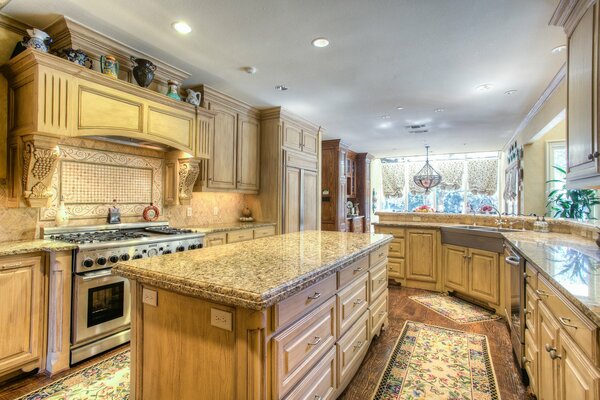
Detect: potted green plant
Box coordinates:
(546, 166, 600, 220)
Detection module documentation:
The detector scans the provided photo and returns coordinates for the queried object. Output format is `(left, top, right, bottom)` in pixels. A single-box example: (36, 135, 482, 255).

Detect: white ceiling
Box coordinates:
(3, 0, 566, 157)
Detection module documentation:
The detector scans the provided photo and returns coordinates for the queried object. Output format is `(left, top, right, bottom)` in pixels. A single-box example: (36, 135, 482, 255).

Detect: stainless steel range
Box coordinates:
(43, 222, 204, 364)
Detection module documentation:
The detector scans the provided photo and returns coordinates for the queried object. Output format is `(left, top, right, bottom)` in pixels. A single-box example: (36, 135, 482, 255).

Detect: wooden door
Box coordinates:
(284, 166, 302, 233)
(406, 229, 437, 282)
(302, 130, 318, 156)
(207, 104, 237, 190)
(468, 248, 499, 304)
(538, 302, 560, 400)
(0, 255, 45, 376)
(567, 5, 598, 180)
(558, 330, 600, 400)
(283, 122, 302, 152)
(443, 245, 468, 293)
(236, 115, 260, 192)
(303, 169, 319, 231)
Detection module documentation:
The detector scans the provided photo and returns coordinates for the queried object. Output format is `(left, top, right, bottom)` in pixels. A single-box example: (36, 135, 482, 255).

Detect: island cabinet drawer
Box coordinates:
(227, 229, 254, 243)
(336, 272, 369, 338)
(388, 239, 405, 258)
(369, 245, 389, 267)
(272, 297, 336, 399)
(254, 226, 276, 239)
(282, 347, 336, 400)
(387, 257, 405, 278)
(525, 263, 538, 290)
(272, 274, 337, 331)
(537, 275, 598, 362)
(369, 261, 387, 304)
(338, 256, 369, 288)
(337, 310, 370, 387)
(369, 289, 388, 338)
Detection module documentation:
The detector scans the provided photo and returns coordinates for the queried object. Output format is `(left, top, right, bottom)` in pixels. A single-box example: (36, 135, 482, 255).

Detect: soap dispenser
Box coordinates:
(539, 216, 549, 233)
(533, 216, 541, 232)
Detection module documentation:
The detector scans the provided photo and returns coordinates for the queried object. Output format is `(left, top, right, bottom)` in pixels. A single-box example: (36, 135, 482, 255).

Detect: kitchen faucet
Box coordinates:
(483, 203, 504, 229)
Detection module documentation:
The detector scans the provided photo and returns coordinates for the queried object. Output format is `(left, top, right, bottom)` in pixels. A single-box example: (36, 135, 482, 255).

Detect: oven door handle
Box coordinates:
(80, 269, 114, 281)
(505, 255, 521, 266)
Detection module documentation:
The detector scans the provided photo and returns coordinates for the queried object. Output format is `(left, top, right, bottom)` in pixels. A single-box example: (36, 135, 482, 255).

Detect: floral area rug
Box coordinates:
(17, 350, 130, 400)
(372, 321, 500, 400)
(409, 293, 501, 324)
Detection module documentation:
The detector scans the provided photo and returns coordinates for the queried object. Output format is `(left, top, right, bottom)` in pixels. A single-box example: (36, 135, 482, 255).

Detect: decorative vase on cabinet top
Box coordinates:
(22, 28, 52, 52)
(60, 48, 92, 68)
(100, 55, 119, 79)
(166, 80, 181, 100)
(185, 88, 202, 106)
(131, 57, 157, 88)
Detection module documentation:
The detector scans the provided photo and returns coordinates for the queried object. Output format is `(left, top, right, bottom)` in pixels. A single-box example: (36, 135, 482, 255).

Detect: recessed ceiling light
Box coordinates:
(378, 121, 392, 129)
(476, 83, 494, 92)
(243, 66, 258, 74)
(172, 21, 192, 34)
(434, 108, 444, 113)
(396, 106, 404, 110)
(311, 37, 330, 48)
(551, 45, 566, 54)
(504, 89, 517, 95)
(381, 115, 391, 119)
(275, 85, 289, 91)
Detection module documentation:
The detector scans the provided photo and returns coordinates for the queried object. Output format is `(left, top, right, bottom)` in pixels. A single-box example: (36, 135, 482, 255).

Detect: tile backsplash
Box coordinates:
(0, 137, 257, 241)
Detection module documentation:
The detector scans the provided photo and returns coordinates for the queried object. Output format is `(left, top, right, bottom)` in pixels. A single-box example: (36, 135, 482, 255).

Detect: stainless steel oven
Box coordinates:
(504, 242, 527, 379)
(71, 269, 131, 364)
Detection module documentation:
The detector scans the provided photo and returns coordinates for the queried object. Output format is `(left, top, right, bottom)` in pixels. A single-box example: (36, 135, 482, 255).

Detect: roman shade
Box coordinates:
(382, 162, 405, 197)
(467, 159, 498, 195)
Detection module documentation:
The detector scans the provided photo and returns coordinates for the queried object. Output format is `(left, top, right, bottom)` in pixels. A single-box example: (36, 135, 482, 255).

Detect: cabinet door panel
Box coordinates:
(567, 5, 596, 176)
(77, 84, 143, 133)
(406, 230, 437, 282)
(283, 123, 302, 152)
(236, 115, 260, 191)
(443, 245, 468, 293)
(285, 166, 301, 233)
(468, 248, 499, 304)
(558, 331, 600, 400)
(208, 105, 237, 189)
(0, 256, 44, 375)
(538, 302, 560, 400)
(303, 170, 319, 231)
(302, 131, 318, 156)
(147, 105, 194, 153)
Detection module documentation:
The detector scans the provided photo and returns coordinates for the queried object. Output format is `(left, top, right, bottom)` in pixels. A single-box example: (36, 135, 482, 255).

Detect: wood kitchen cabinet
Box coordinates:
(406, 229, 438, 287)
(538, 301, 561, 400)
(0, 254, 46, 378)
(194, 86, 260, 194)
(355, 153, 374, 233)
(552, 1, 600, 187)
(254, 107, 321, 234)
(442, 245, 468, 293)
(321, 140, 350, 232)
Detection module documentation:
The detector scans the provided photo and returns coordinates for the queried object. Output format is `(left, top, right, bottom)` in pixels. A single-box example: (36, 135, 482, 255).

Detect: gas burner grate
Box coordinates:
(144, 226, 193, 235)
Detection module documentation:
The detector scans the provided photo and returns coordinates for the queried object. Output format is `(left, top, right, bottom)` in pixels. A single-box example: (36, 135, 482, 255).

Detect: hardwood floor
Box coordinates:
(0, 285, 529, 400)
(339, 284, 531, 400)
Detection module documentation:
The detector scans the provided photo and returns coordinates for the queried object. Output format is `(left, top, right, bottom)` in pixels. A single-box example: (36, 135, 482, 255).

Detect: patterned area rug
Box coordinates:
(372, 321, 500, 400)
(17, 350, 130, 400)
(409, 293, 501, 324)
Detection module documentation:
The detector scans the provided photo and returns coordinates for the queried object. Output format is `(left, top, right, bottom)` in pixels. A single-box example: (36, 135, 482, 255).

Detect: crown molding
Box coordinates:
(0, 12, 29, 36)
(259, 106, 320, 131)
(550, 0, 595, 35)
(504, 63, 566, 149)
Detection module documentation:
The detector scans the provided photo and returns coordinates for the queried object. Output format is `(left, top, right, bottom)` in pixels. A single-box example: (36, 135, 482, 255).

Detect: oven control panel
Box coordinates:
(74, 238, 204, 273)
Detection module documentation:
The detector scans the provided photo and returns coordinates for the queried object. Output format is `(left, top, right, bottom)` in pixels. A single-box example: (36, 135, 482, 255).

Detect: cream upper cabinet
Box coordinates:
(303, 169, 319, 231)
(443, 245, 468, 293)
(0, 254, 45, 377)
(284, 166, 302, 233)
(302, 130, 319, 156)
(236, 115, 260, 192)
(207, 104, 238, 190)
(406, 229, 437, 283)
(283, 122, 303, 153)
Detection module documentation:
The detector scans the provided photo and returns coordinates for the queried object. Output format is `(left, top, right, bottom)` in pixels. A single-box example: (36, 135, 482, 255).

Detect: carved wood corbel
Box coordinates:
(21, 134, 60, 208)
(164, 151, 201, 206)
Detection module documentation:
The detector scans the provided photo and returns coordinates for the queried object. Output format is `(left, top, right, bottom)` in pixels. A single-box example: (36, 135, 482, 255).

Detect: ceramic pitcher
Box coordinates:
(22, 28, 52, 52)
(100, 55, 119, 79)
(185, 88, 202, 106)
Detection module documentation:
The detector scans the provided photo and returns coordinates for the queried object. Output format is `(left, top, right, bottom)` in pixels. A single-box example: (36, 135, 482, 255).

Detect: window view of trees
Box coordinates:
(380, 152, 499, 214)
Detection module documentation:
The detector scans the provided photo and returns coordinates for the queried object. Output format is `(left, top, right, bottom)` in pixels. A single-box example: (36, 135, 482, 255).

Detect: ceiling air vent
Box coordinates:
(405, 124, 426, 129)
(408, 129, 429, 134)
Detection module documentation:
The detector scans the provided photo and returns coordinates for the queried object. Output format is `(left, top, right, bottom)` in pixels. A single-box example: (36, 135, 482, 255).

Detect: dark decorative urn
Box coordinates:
(130, 57, 157, 88)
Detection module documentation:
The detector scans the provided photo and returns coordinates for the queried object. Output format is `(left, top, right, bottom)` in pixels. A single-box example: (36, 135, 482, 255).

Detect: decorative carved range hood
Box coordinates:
(2, 25, 214, 208)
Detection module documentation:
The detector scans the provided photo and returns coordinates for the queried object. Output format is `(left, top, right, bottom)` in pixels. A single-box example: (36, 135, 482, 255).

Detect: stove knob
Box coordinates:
(189, 244, 197, 250)
(147, 248, 158, 257)
(109, 255, 119, 263)
(176, 246, 185, 252)
(96, 256, 107, 266)
(82, 258, 94, 268)
(120, 254, 130, 261)
(132, 254, 143, 260)
(162, 250, 172, 255)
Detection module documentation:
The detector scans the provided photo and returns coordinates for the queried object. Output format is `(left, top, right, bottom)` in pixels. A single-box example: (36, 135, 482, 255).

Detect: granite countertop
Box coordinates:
(373, 221, 458, 229)
(113, 231, 392, 310)
(503, 231, 600, 326)
(0, 239, 78, 257)
(185, 222, 277, 234)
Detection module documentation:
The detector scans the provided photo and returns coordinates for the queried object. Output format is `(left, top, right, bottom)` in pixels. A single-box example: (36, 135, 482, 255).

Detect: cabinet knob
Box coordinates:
(308, 336, 322, 346)
(545, 344, 562, 360)
(594, 151, 600, 158)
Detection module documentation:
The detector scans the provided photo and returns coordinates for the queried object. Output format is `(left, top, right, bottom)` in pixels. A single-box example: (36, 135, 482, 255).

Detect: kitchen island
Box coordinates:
(113, 230, 392, 400)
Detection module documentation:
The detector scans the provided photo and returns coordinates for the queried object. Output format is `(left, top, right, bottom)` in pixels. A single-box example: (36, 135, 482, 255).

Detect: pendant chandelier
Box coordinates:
(413, 145, 442, 194)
